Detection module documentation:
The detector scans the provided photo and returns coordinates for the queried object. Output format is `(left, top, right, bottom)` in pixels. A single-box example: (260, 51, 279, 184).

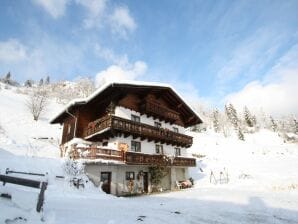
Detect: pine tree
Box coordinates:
(225, 103, 246, 140)
(39, 78, 44, 86)
(45, 76, 50, 85)
(293, 118, 298, 134)
(225, 103, 239, 130)
(270, 116, 277, 132)
(212, 109, 220, 133)
(4, 72, 11, 82)
(2, 72, 11, 84)
(238, 129, 245, 141)
(24, 79, 33, 87)
(244, 106, 254, 127)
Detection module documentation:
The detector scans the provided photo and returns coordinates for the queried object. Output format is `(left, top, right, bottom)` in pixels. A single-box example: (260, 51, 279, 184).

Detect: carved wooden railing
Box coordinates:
(71, 147, 124, 161)
(125, 151, 196, 167)
(84, 115, 193, 147)
(84, 115, 112, 137)
(70, 147, 196, 167)
(141, 100, 180, 123)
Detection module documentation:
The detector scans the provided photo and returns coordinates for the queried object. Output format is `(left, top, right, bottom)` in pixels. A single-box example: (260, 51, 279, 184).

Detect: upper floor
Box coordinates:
(50, 81, 202, 150)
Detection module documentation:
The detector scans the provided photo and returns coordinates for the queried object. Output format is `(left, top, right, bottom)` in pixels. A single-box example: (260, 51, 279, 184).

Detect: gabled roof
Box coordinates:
(50, 80, 203, 127)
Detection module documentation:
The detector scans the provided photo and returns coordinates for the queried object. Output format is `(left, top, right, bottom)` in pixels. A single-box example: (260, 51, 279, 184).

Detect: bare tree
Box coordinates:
(26, 88, 49, 121)
(75, 77, 95, 98)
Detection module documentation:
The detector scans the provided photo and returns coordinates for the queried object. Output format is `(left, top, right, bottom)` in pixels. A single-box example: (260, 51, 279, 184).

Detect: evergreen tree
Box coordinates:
(238, 129, 245, 141)
(2, 72, 11, 84)
(24, 79, 34, 87)
(244, 106, 254, 127)
(39, 78, 44, 86)
(270, 116, 278, 132)
(45, 76, 50, 85)
(225, 103, 245, 140)
(293, 118, 298, 134)
(4, 72, 11, 82)
(212, 109, 220, 133)
(225, 103, 239, 130)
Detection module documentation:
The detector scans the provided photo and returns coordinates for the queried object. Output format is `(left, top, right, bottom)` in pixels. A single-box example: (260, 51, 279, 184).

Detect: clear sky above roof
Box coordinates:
(1, 0, 298, 115)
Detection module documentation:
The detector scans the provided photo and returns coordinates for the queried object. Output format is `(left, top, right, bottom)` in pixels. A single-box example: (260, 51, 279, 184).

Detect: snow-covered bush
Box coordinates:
(63, 159, 84, 177)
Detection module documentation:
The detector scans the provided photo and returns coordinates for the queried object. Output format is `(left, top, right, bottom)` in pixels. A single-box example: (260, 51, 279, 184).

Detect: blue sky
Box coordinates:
(1, 0, 298, 115)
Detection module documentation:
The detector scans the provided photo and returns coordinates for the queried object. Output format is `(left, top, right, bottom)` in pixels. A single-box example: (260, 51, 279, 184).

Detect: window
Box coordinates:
(102, 141, 108, 146)
(155, 144, 163, 154)
(131, 115, 140, 123)
(131, 141, 141, 152)
(126, 172, 135, 180)
(154, 121, 161, 128)
(173, 127, 179, 133)
(175, 147, 181, 156)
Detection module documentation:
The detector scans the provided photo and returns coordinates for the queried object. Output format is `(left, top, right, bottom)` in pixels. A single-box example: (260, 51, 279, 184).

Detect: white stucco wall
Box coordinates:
(85, 164, 152, 195)
(114, 106, 185, 134)
(113, 106, 189, 156)
(105, 135, 187, 157)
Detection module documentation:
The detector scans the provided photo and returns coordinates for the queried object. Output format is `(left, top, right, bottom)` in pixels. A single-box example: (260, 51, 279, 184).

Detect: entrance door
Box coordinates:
(100, 172, 111, 194)
(143, 172, 148, 193)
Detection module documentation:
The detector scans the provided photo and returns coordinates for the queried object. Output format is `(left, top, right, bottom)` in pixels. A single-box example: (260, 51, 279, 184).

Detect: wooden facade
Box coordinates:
(51, 83, 202, 168)
(83, 115, 193, 147)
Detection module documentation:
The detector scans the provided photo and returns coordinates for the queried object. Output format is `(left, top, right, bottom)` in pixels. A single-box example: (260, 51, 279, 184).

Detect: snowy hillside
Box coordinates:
(189, 130, 298, 192)
(0, 85, 298, 223)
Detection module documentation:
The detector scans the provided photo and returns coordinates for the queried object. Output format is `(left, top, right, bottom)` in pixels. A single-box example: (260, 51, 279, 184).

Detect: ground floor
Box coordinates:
(84, 163, 189, 196)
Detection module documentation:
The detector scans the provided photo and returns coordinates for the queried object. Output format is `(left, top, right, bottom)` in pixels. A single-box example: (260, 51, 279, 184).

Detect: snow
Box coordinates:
(1, 85, 298, 223)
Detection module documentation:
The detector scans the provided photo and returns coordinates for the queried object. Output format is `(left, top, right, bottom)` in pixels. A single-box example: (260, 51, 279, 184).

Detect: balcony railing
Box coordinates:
(141, 100, 180, 123)
(70, 147, 196, 167)
(125, 151, 196, 167)
(71, 147, 124, 161)
(84, 115, 193, 147)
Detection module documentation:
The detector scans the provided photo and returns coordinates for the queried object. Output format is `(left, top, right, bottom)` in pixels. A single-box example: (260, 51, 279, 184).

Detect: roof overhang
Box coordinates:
(50, 81, 203, 127)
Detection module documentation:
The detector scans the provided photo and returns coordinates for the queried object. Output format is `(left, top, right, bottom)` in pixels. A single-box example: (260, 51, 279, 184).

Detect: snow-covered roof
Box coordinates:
(50, 80, 203, 126)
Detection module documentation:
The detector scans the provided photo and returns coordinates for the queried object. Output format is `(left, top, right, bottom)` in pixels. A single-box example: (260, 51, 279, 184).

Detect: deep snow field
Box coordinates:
(0, 85, 298, 224)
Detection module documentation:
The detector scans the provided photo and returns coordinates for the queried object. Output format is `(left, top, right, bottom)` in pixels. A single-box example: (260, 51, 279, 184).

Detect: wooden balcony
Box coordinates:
(125, 151, 196, 167)
(70, 147, 196, 167)
(84, 115, 193, 147)
(71, 147, 124, 161)
(140, 100, 180, 123)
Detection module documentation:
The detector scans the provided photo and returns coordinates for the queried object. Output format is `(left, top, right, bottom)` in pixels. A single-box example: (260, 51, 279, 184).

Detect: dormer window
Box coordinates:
(173, 127, 179, 133)
(131, 115, 140, 123)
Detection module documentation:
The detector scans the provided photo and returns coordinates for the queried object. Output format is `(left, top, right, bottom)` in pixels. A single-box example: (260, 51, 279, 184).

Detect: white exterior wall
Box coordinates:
(115, 106, 185, 134)
(98, 135, 187, 157)
(114, 106, 188, 156)
(85, 164, 152, 196)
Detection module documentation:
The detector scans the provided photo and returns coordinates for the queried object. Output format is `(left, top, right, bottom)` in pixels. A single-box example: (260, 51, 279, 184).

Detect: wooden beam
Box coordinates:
(186, 115, 195, 123)
(0, 174, 41, 188)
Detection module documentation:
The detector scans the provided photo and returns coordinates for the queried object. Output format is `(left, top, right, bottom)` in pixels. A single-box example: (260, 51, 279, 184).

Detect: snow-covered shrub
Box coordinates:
(63, 159, 84, 177)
